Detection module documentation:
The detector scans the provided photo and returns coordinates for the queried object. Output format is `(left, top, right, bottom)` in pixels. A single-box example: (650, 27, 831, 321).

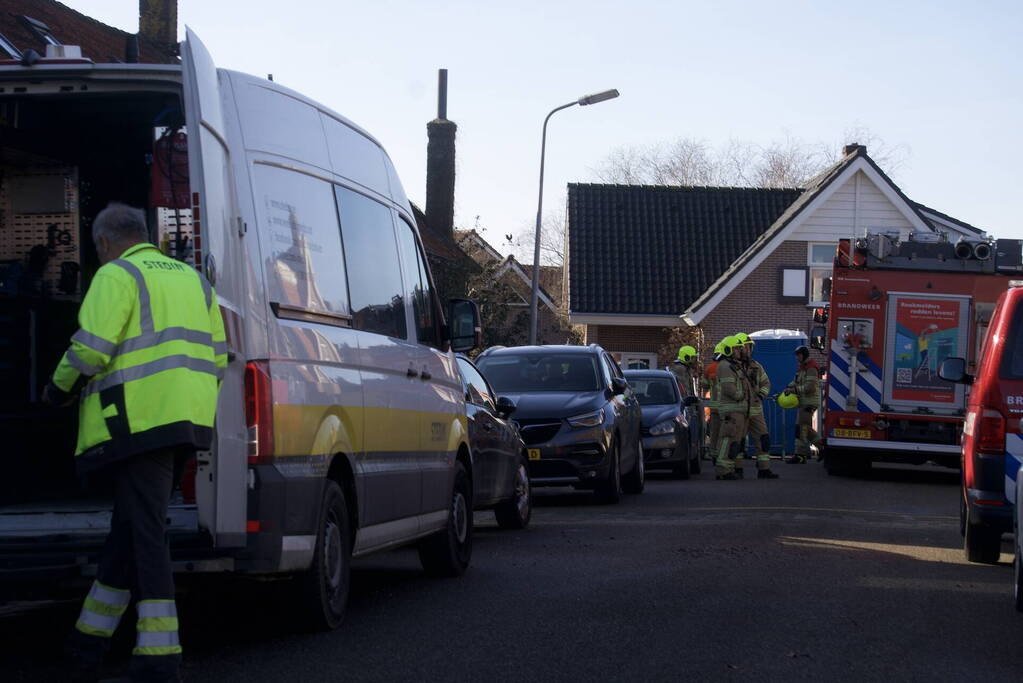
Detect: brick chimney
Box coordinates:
(843, 143, 867, 156)
(426, 69, 457, 239)
(139, 0, 177, 58)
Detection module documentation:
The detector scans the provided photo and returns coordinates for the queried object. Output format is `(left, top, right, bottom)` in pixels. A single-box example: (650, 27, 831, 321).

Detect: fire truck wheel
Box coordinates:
(964, 506, 1002, 565)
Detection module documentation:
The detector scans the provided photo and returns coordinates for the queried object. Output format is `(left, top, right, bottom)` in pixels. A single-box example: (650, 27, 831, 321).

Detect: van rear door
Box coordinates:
(180, 29, 247, 548)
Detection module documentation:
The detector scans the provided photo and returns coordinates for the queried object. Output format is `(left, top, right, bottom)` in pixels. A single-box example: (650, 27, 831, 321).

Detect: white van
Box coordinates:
(0, 30, 480, 630)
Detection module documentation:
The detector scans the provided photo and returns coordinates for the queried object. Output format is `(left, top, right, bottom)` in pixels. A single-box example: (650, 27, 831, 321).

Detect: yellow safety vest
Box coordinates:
(51, 243, 227, 470)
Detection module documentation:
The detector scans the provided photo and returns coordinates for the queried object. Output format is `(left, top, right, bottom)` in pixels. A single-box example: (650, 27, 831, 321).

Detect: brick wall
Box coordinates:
(700, 240, 822, 362)
(587, 325, 675, 366)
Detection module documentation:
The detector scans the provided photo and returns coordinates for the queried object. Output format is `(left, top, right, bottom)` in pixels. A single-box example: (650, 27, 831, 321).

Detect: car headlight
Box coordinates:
(566, 410, 605, 428)
(649, 419, 677, 436)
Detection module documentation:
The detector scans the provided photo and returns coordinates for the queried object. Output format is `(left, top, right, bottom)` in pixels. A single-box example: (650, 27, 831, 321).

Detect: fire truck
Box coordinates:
(812, 231, 1023, 474)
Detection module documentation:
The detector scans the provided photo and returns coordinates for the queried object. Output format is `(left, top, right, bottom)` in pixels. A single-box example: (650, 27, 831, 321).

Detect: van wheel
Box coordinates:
(595, 441, 622, 504)
(623, 441, 645, 494)
(419, 461, 473, 577)
(293, 481, 351, 631)
(964, 505, 1001, 565)
(495, 459, 531, 530)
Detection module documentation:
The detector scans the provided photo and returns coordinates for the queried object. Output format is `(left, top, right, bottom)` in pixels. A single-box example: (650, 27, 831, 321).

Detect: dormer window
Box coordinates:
(17, 16, 61, 47)
(0, 32, 21, 59)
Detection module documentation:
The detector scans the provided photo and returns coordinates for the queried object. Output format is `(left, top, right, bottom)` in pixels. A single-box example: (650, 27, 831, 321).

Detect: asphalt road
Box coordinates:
(5, 460, 1023, 682)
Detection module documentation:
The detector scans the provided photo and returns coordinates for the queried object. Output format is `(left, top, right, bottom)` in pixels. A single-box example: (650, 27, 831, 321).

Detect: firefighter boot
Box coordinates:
(785, 455, 807, 464)
(716, 472, 739, 481)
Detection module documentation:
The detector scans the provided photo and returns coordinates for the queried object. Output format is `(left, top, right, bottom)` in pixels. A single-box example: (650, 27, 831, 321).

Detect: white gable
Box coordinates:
(791, 170, 916, 243)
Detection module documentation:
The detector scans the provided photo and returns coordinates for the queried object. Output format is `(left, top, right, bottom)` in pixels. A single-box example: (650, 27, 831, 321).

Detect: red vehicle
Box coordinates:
(813, 232, 1021, 478)
(938, 284, 1023, 564)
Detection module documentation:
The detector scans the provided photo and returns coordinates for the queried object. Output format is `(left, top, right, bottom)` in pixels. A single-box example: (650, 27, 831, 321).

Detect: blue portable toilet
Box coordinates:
(749, 329, 807, 456)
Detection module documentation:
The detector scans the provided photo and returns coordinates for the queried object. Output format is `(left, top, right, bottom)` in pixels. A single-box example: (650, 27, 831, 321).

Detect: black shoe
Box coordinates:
(715, 472, 739, 480)
(785, 455, 806, 464)
(758, 469, 779, 479)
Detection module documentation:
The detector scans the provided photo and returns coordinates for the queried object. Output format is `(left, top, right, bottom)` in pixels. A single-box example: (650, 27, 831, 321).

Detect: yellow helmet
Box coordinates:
(713, 341, 725, 357)
(677, 345, 696, 363)
(719, 335, 739, 357)
(777, 392, 799, 409)
(735, 332, 754, 347)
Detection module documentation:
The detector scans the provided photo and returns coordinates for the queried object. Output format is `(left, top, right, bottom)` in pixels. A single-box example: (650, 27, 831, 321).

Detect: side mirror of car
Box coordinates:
(447, 298, 481, 353)
(938, 357, 972, 385)
(495, 396, 517, 418)
(610, 377, 628, 395)
(809, 325, 827, 351)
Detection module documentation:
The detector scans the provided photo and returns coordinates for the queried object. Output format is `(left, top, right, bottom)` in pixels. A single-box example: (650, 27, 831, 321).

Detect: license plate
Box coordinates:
(833, 428, 871, 439)
(528, 448, 541, 461)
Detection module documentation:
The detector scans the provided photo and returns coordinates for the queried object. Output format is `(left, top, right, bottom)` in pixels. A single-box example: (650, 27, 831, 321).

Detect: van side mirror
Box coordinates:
(938, 357, 972, 385)
(809, 325, 827, 351)
(610, 377, 628, 395)
(447, 298, 481, 353)
(495, 396, 517, 418)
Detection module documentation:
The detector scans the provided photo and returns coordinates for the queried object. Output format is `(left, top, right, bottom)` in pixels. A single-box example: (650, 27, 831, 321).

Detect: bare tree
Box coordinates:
(591, 128, 909, 189)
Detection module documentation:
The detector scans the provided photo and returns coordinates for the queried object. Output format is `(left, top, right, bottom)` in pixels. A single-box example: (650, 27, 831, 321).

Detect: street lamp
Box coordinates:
(528, 88, 619, 346)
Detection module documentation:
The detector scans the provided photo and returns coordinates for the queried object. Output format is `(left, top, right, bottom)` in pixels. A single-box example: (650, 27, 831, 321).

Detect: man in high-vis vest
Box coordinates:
(702, 343, 724, 461)
(714, 336, 750, 480)
(735, 333, 779, 480)
(44, 203, 226, 682)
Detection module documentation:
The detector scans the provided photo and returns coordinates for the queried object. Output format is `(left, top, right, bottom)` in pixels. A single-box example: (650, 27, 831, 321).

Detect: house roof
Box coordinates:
(567, 183, 802, 315)
(0, 0, 176, 64)
(681, 146, 941, 322)
(412, 204, 471, 263)
(914, 201, 985, 236)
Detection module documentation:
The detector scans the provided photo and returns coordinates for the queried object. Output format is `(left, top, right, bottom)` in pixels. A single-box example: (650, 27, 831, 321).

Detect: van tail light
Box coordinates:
(244, 361, 274, 463)
(976, 407, 1005, 454)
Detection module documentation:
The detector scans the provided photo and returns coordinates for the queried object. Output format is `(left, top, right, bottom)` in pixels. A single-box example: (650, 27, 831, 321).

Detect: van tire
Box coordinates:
(964, 506, 1001, 565)
(595, 441, 622, 505)
(293, 481, 351, 631)
(419, 461, 473, 577)
(495, 459, 531, 530)
(623, 441, 645, 494)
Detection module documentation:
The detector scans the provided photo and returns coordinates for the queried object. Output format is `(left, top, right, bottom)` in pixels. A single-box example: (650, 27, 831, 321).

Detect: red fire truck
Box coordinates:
(812, 231, 1023, 475)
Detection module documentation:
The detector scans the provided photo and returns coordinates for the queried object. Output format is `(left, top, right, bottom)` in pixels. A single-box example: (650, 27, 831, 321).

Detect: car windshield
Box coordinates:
(478, 354, 601, 392)
(629, 377, 678, 405)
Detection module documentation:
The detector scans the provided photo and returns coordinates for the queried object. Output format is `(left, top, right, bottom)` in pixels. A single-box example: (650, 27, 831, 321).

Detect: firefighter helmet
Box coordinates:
(719, 336, 739, 358)
(677, 345, 696, 363)
(777, 392, 799, 409)
(735, 332, 754, 346)
(794, 345, 810, 362)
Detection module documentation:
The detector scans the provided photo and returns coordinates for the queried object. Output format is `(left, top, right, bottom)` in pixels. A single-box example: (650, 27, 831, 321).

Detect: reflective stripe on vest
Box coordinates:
(112, 259, 154, 333)
(75, 580, 130, 638)
(81, 355, 220, 398)
(134, 600, 182, 656)
(72, 329, 117, 357)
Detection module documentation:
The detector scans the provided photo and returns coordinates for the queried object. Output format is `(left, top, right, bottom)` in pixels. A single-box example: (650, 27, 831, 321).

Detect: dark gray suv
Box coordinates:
(476, 344, 644, 504)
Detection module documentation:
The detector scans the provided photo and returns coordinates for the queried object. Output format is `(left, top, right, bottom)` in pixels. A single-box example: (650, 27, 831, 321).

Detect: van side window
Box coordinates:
(1001, 301, 1023, 379)
(335, 186, 407, 339)
(253, 165, 350, 316)
(395, 217, 436, 346)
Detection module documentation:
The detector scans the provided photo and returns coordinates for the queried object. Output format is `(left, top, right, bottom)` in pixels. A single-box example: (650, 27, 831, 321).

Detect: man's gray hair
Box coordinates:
(92, 202, 149, 245)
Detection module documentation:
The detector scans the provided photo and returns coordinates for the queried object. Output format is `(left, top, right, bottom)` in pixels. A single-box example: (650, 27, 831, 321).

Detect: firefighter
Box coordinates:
(784, 345, 821, 464)
(702, 343, 724, 461)
(43, 203, 227, 682)
(670, 345, 698, 399)
(715, 336, 750, 480)
(735, 333, 779, 479)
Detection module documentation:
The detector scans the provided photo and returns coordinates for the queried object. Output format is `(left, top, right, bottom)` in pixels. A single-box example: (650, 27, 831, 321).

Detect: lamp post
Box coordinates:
(528, 88, 619, 346)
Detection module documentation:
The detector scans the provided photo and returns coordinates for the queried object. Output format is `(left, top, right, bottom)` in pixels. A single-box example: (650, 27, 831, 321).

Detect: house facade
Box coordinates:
(567, 145, 986, 368)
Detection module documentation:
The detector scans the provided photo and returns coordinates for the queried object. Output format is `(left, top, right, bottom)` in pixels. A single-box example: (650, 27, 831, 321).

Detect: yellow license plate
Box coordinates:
(528, 449, 542, 461)
(833, 428, 871, 439)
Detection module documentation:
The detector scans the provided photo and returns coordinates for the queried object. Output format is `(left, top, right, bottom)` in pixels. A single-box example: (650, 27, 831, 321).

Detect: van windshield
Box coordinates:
(478, 354, 601, 393)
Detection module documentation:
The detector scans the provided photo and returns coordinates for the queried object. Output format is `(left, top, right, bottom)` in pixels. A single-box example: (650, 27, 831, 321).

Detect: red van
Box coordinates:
(939, 284, 1023, 565)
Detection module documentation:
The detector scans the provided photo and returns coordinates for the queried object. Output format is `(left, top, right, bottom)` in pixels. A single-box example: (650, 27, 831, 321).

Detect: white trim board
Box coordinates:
(683, 158, 933, 326)
(492, 258, 558, 312)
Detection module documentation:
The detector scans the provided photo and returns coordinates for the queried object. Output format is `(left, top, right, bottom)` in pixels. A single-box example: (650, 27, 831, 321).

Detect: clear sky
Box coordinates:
(65, 0, 1022, 255)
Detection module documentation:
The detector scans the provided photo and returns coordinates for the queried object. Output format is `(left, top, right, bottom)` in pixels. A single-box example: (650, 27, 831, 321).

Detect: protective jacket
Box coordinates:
(51, 243, 227, 471)
(670, 362, 696, 398)
(745, 359, 772, 416)
(716, 359, 749, 414)
(790, 360, 821, 408)
(702, 362, 720, 411)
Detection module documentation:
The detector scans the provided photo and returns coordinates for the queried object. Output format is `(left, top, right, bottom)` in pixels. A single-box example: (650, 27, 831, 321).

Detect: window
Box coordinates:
(395, 216, 436, 345)
(478, 353, 600, 393)
(621, 353, 657, 370)
(335, 186, 407, 339)
(630, 377, 680, 405)
(17, 16, 60, 46)
(457, 357, 496, 411)
(254, 165, 350, 318)
(808, 243, 834, 306)
(0, 32, 21, 59)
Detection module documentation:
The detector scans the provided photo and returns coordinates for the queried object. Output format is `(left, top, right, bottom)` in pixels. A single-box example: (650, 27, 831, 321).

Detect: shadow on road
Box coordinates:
(843, 463, 961, 487)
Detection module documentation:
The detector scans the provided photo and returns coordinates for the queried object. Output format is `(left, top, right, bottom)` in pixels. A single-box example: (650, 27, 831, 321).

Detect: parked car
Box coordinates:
(623, 369, 699, 478)
(939, 283, 1023, 566)
(455, 356, 532, 529)
(0, 29, 482, 631)
(476, 344, 644, 504)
